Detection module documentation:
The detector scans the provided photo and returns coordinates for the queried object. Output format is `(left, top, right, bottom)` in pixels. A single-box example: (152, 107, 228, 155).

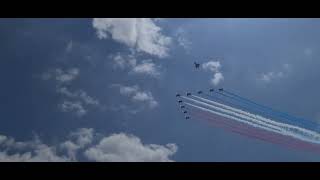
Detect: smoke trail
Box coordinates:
(222, 90, 318, 129)
(184, 101, 284, 135)
(192, 95, 289, 128)
(188, 95, 320, 142)
(190, 110, 320, 152)
(183, 98, 320, 145)
(188, 107, 320, 153)
(183, 97, 287, 133)
(204, 91, 309, 128)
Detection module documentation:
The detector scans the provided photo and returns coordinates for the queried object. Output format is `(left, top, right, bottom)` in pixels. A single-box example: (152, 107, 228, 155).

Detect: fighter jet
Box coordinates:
(194, 62, 200, 69)
(186, 92, 191, 96)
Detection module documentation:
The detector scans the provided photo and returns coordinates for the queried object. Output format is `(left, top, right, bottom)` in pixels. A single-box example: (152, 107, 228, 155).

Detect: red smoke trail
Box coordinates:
(193, 110, 320, 153)
(188, 108, 320, 153)
(191, 110, 316, 152)
(197, 109, 320, 153)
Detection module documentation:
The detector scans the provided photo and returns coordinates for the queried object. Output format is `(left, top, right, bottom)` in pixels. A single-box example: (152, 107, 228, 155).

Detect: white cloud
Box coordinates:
(92, 18, 171, 58)
(0, 135, 69, 162)
(115, 84, 158, 109)
(132, 92, 158, 108)
(84, 133, 177, 162)
(175, 28, 192, 51)
(202, 61, 221, 73)
(131, 60, 160, 77)
(0, 135, 7, 145)
(57, 87, 99, 116)
(69, 128, 94, 148)
(42, 68, 79, 84)
(55, 68, 79, 83)
(260, 72, 284, 82)
(112, 53, 137, 69)
(60, 128, 94, 161)
(59, 100, 87, 117)
(259, 64, 291, 83)
(211, 72, 224, 86)
(201, 61, 224, 86)
(117, 85, 139, 96)
(60, 141, 79, 161)
(0, 128, 177, 162)
(112, 53, 160, 77)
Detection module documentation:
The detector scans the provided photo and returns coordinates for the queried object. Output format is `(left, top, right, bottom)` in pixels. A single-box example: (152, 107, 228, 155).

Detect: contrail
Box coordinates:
(187, 95, 320, 143)
(189, 108, 320, 153)
(192, 95, 289, 128)
(204, 91, 306, 128)
(183, 97, 288, 134)
(222, 89, 318, 129)
(183, 98, 320, 145)
(184, 101, 284, 135)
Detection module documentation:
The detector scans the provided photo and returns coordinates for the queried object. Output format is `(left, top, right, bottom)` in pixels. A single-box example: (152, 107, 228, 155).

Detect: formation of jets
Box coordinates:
(175, 59, 224, 120)
(176, 88, 224, 120)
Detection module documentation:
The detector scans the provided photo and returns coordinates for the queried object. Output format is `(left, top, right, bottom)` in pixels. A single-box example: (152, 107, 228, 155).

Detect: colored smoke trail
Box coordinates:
(183, 97, 320, 145)
(188, 107, 320, 153)
(221, 90, 318, 130)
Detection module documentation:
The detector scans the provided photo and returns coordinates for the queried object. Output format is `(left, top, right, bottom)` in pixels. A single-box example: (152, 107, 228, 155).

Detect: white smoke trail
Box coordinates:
(182, 96, 320, 144)
(193, 95, 304, 131)
(184, 102, 283, 135)
(190, 95, 320, 142)
(183, 97, 285, 132)
(192, 95, 285, 130)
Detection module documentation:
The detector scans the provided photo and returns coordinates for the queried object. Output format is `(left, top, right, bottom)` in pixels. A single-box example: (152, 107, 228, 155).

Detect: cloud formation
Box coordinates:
(84, 133, 177, 162)
(0, 129, 177, 162)
(259, 64, 291, 83)
(41, 68, 100, 117)
(59, 101, 87, 117)
(112, 53, 160, 77)
(202, 61, 224, 86)
(131, 60, 160, 77)
(113, 84, 158, 109)
(0, 135, 68, 162)
(175, 28, 192, 51)
(57, 87, 99, 106)
(42, 68, 79, 84)
(92, 18, 171, 58)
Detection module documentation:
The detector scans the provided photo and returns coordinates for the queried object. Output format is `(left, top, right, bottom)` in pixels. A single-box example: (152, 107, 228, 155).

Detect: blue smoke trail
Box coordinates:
(205, 90, 318, 132)
(223, 90, 317, 126)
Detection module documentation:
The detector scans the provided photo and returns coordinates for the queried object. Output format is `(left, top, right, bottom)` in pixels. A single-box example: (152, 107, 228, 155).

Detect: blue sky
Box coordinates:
(1, 18, 320, 161)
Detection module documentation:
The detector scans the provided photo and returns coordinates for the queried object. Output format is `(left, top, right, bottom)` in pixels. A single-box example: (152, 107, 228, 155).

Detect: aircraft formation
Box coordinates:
(174, 61, 320, 153)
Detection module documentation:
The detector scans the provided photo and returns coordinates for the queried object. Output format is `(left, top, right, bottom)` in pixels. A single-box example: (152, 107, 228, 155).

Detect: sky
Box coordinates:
(1, 18, 320, 161)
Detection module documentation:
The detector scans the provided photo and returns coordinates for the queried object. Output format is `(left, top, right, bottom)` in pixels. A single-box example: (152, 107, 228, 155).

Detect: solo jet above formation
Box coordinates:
(194, 62, 200, 69)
